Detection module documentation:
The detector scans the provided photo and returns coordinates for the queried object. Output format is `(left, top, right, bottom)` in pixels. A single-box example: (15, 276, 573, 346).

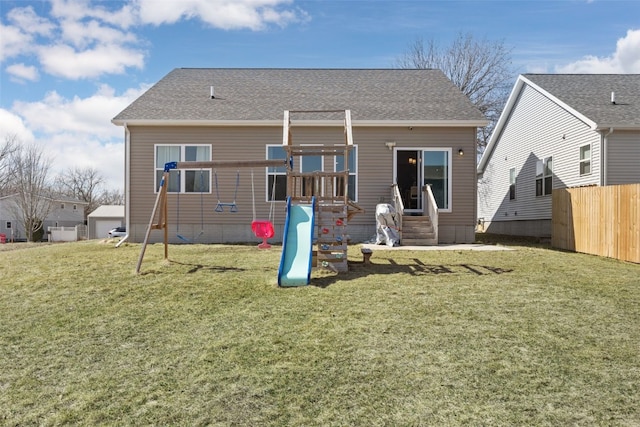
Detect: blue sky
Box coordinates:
(1, 0, 639, 191)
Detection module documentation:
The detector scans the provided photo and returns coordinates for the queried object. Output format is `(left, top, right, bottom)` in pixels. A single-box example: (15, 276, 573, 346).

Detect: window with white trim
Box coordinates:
(301, 146, 323, 197)
(155, 145, 211, 193)
(266, 145, 287, 201)
(335, 145, 357, 201)
(509, 167, 516, 200)
(423, 148, 451, 211)
(579, 144, 591, 176)
(536, 156, 553, 196)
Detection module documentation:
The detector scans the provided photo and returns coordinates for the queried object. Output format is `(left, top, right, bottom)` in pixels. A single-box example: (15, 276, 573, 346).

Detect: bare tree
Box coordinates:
(396, 33, 514, 154)
(0, 134, 19, 196)
(54, 166, 106, 218)
(99, 188, 125, 206)
(9, 143, 55, 241)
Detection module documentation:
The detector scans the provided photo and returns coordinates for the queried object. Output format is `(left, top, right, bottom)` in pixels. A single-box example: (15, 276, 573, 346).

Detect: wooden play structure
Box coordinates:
(135, 109, 364, 278)
(282, 110, 364, 273)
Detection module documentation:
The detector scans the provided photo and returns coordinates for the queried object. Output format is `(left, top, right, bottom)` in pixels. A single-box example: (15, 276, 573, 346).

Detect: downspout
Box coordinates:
(600, 127, 614, 186)
(115, 123, 130, 247)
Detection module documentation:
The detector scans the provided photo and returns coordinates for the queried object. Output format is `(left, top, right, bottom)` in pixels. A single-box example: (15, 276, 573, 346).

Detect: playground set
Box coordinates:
(135, 110, 364, 286)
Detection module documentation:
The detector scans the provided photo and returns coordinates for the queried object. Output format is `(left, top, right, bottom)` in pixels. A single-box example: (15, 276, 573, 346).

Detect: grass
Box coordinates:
(1, 239, 639, 425)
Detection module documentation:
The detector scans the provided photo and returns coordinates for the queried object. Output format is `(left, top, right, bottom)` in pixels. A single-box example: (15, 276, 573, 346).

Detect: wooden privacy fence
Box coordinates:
(552, 183, 640, 263)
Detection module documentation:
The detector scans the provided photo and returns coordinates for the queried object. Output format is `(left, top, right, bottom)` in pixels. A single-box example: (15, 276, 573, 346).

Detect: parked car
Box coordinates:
(108, 226, 126, 238)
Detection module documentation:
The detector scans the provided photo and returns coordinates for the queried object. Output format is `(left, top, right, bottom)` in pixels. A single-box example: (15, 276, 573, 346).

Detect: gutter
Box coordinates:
(111, 119, 488, 128)
(600, 127, 614, 187)
(115, 122, 130, 248)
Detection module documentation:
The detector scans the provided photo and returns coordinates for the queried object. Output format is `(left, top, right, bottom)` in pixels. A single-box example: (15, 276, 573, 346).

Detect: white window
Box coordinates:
(155, 145, 211, 193)
(334, 145, 358, 201)
(579, 144, 591, 176)
(536, 157, 553, 196)
(60, 203, 65, 209)
(509, 168, 516, 200)
(423, 149, 451, 211)
(73, 204, 78, 211)
(300, 146, 323, 197)
(266, 145, 288, 201)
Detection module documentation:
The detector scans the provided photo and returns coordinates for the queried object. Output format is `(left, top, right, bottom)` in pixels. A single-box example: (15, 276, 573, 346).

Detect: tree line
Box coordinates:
(0, 135, 123, 241)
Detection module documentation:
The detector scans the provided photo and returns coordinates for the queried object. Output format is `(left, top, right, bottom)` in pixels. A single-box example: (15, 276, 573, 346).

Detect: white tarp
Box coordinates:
(375, 204, 399, 247)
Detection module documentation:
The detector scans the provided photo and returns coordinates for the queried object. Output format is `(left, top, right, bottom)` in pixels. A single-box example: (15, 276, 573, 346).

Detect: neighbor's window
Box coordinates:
(6, 221, 11, 229)
(73, 204, 78, 211)
(335, 145, 358, 201)
(155, 145, 211, 193)
(60, 203, 65, 209)
(536, 156, 553, 196)
(266, 145, 288, 201)
(579, 144, 591, 176)
(509, 168, 516, 200)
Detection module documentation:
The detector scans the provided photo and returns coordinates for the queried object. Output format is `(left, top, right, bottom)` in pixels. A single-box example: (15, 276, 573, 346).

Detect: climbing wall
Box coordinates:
(316, 203, 348, 273)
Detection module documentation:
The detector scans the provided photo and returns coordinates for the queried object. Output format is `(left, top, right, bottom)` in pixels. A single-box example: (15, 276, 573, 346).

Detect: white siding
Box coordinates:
(479, 84, 601, 226)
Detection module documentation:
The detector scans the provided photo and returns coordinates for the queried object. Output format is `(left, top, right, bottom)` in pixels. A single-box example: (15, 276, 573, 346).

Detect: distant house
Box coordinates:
(87, 205, 125, 239)
(0, 193, 87, 241)
(112, 68, 487, 244)
(477, 74, 640, 237)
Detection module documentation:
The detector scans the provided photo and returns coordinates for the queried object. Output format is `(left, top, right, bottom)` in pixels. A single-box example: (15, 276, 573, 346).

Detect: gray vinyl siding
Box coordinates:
(128, 124, 477, 243)
(478, 84, 601, 225)
(607, 130, 640, 185)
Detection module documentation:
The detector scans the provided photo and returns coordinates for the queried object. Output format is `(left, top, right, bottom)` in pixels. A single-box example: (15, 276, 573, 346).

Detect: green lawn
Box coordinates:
(1, 240, 639, 425)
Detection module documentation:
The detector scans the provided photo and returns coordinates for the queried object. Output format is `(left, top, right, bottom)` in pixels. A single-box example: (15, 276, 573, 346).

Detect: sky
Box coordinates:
(1, 0, 639, 192)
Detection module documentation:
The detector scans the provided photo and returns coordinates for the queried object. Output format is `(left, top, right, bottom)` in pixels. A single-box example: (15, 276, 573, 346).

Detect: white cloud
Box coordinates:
(50, 0, 137, 29)
(0, 109, 35, 143)
(135, 0, 307, 30)
(556, 29, 640, 73)
(60, 19, 139, 49)
(38, 43, 144, 79)
(6, 84, 149, 190)
(7, 6, 56, 36)
(0, 23, 32, 61)
(6, 63, 39, 82)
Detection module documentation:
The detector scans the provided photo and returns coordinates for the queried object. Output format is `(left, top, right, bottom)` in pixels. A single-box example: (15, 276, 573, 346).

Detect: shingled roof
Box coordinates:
(523, 74, 640, 129)
(112, 68, 486, 125)
(478, 73, 640, 174)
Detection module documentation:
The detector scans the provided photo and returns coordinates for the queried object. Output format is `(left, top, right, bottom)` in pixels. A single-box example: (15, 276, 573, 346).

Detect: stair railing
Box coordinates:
(423, 184, 439, 244)
(391, 184, 404, 241)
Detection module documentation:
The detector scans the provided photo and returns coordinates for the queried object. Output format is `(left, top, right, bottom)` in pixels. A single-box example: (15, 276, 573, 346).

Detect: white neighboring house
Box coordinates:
(477, 74, 640, 237)
(87, 205, 125, 239)
(0, 194, 87, 241)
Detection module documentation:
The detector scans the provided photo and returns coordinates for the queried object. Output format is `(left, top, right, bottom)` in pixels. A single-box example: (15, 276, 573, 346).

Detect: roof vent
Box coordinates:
(210, 86, 215, 99)
(611, 91, 616, 104)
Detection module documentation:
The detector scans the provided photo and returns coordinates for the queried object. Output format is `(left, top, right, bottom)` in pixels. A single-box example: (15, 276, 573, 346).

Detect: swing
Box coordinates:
(250, 169, 276, 249)
(176, 170, 205, 243)
(214, 169, 240, 213)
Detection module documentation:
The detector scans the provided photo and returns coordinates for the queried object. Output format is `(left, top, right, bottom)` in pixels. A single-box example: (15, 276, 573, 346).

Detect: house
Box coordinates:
(112, 68, 487, 244)
(477, 74, 640, 237)
(0, 193, 87, 241)
(87, 205, 125, 239)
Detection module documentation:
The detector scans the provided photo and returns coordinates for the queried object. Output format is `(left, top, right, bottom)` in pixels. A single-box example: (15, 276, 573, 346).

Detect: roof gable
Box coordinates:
(113, 68, 486, 125)
(478, 73, 640, 173)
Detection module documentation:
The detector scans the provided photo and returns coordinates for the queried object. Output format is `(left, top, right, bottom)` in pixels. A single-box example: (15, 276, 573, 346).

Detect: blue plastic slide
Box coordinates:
(278, 197, 316, 287)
